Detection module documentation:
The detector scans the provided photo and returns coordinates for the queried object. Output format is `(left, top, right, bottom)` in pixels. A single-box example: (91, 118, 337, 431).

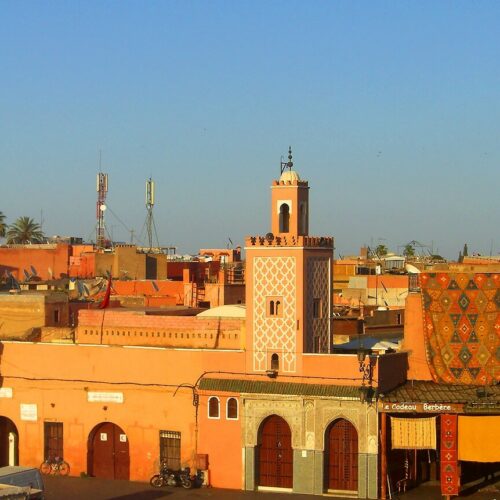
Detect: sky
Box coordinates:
(1, 1, 499, 259)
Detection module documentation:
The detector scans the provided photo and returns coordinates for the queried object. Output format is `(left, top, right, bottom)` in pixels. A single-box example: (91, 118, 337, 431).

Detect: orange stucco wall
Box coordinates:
(76, 309, 245, 349)
(197, 391, 242, 489)
(0, 341, 245, 485)
(0, 244, 71, 280)
(112, 280, 185, 306)
(402, 293, 432, 380)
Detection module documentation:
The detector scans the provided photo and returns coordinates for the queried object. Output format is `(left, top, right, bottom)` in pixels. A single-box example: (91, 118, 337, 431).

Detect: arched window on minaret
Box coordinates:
(299, 202, 308, 235)
(275, 300, 281, 316)
(279, 203, 290, 233)
(269, 300, 275, 316)
(271, 353, 279, 371)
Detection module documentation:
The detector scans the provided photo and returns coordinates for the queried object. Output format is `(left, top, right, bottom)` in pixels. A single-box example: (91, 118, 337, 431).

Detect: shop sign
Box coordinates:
(380, 402, 463, 413)
(87, 391, 124, 403)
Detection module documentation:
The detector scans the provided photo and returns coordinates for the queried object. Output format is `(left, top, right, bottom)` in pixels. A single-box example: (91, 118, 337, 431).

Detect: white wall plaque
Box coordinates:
(0, 388, 13, 398)
(100, 433, 107, 441)
(87, 392, 124, 403)
(119, 434, 127, 442)
(20, 404, 37, 421)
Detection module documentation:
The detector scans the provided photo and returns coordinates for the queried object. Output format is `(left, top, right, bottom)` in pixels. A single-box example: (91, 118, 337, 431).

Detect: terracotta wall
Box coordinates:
(0, 244, 70, 280)
(0, 341, 246, 484)
(197, 391, 242, 488)
(402, 293, 432, 380)
(76, 310, 244, 349)
(112, 280, 184, 306)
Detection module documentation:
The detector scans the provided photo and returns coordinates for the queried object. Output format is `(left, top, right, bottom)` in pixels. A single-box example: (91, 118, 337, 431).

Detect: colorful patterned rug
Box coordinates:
(440, 414, 459, 496)
(420, 272, 500, 384)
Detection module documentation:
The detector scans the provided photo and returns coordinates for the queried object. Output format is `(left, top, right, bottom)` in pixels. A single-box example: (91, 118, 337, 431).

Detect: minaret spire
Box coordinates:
(280, 146, 294, 175)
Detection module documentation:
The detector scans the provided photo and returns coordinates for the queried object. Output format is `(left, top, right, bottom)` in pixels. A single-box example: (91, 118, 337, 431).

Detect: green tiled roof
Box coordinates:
(199, 377, 361, 399)
(382, 380, 500, 413)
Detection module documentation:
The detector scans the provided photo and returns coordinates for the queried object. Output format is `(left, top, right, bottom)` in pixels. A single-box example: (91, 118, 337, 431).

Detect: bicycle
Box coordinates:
(39, 456, 70, 476)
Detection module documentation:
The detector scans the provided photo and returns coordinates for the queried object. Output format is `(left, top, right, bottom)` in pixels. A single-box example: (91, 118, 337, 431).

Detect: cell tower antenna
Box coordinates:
(145, 177, 155, 250)
(96, 172, 108, 249)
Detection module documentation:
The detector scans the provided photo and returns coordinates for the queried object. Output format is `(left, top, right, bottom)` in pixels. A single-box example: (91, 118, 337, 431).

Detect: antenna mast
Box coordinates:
(145, 177, 155, 250)
(96, 172, 108, 249)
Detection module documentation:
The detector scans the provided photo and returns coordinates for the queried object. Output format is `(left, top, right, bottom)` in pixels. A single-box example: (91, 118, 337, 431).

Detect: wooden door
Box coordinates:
(325, 418, 358, 491)
(258, 415, 293, 488)
(0, 417, 18, 466)
(89, 422, 130, 480)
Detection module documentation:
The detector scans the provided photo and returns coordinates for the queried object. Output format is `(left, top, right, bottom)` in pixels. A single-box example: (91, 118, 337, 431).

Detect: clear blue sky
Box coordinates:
(1, 1, 499, 259)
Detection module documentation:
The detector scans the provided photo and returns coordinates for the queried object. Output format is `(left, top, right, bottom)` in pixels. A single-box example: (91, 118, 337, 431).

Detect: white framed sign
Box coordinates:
(87, 392, 124, 404)
(20, 404, 37, 422)
(119, 434, 127, 443)
(100, 433, 108, 441)
(0, 388, 13, 398)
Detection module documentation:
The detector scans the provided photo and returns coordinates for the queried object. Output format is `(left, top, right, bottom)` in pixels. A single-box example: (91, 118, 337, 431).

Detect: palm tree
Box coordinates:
(0, 211, 6, 238)
(403, 244, 415, 258)
(6, 216, 45, 244)
(375, 244, 388, 257)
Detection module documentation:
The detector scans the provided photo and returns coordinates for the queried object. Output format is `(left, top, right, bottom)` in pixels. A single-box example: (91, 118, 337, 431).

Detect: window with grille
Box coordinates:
(159, 430, 181, 470)
(226, 398, 238, 420)
(44, 422, 63, 460)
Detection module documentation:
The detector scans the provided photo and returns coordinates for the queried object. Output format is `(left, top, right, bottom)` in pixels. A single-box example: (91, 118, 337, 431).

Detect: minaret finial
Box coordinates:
(280, 146, 294, 174)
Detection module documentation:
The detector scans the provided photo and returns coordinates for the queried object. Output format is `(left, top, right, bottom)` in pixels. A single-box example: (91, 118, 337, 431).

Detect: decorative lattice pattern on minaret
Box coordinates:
(306, 257, 330, 353)
(253, 256, 297, 372)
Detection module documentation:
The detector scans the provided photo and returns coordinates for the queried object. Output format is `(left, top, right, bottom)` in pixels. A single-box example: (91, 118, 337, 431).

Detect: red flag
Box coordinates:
(99, 277, 112, 309)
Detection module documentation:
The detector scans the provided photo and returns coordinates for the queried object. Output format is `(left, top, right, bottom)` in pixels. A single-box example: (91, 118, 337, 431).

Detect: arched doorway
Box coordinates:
(0, 417, 18, 466)
(257, 415, 293, 489)
(325, 418, 358, 492)
(87, 422, 129, 480)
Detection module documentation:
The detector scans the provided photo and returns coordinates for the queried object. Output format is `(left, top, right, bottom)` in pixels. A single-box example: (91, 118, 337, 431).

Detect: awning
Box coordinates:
(391, 417, 437, 450)
(458, 416, 500, 462)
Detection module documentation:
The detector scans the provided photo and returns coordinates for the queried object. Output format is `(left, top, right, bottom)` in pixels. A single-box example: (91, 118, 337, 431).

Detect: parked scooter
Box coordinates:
(150, 462, 194, 489)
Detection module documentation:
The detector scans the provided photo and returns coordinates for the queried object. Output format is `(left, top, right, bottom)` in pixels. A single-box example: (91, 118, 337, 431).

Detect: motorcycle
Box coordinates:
(150, 462, 194, 489)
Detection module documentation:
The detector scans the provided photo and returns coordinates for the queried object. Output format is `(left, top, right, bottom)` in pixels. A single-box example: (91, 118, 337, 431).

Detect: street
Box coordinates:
(42, 475, 499, 500)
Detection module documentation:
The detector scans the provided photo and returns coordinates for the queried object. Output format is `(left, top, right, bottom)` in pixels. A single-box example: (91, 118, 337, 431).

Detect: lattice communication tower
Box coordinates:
(96, 173, 108, 249)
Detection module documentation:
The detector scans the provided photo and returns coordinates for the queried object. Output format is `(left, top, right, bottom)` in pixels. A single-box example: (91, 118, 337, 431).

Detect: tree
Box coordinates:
(403, 244, 415, 258)
(375, 244, 388, 257)
(0, 211, 6, 238)
(6, 216, 45, 244)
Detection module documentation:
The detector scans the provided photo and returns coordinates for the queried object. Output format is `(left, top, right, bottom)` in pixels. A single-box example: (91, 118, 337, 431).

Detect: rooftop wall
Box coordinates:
(77, 309, 245, 349)
(0, 244, 71, 280)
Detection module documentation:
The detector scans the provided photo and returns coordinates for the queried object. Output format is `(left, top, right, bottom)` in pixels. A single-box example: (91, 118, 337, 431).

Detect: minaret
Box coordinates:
(245, 149, 334, 375)
(271, 147, 309, 236)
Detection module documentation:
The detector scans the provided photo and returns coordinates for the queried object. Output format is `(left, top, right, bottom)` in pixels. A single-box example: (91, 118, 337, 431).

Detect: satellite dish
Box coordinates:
(76, 280, 84, 295)
(30, 265, 38, 276)
(265, 232, 274, 242)
(405, 263, 421, 274)
(100, 204, 107, 212)
(83, 284, 90, 296)
(23, 269, 31, 280)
